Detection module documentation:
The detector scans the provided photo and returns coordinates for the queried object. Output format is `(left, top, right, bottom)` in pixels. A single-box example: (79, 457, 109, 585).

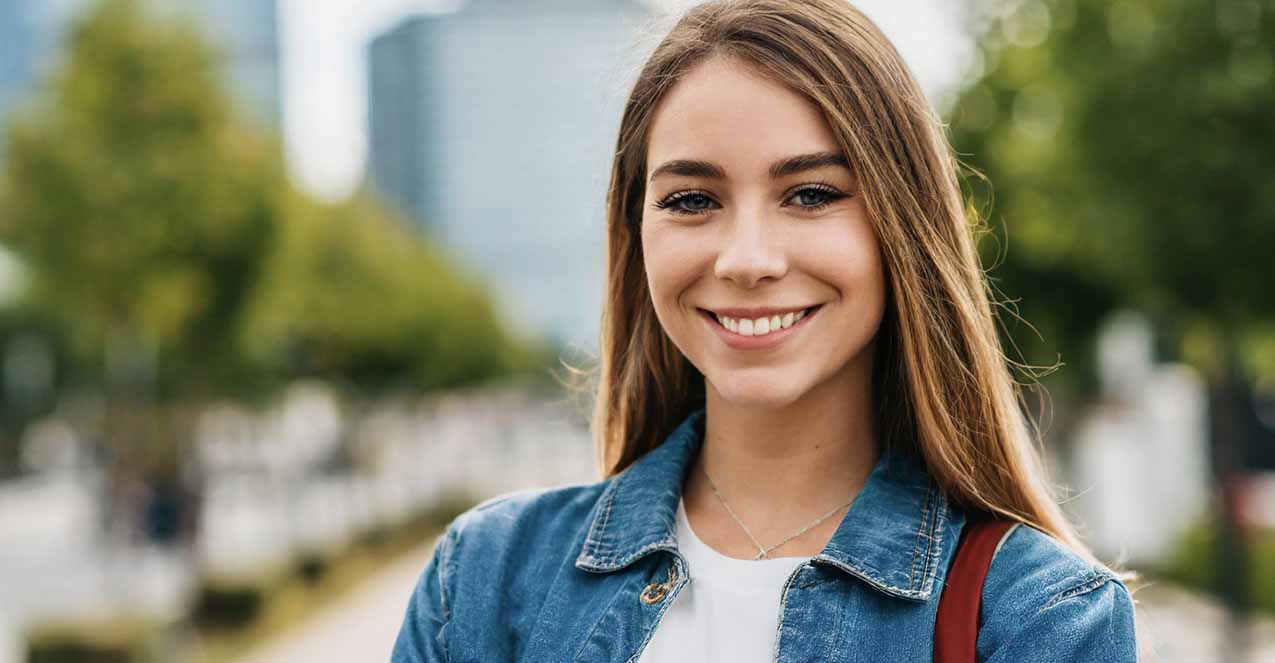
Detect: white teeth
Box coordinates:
(715, 313, 739, 333)
(715, 307, 813, 336)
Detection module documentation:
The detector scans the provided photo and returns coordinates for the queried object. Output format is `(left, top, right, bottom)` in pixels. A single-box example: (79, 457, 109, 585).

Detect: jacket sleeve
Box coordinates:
(390, 525, 458, 663)
(981, 574, 1139, 662)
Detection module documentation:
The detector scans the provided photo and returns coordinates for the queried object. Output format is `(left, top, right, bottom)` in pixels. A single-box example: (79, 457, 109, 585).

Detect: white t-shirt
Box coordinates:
(636, 497, 813, 662)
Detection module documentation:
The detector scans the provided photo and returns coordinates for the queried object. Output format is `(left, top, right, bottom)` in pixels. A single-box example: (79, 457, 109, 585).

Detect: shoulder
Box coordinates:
(975, 522, 1139, 662)
(392, 481, 614, 661)
(430, 478, 613, 589)
(446, 478, 610, 551)
(981, 521, 1128, 611)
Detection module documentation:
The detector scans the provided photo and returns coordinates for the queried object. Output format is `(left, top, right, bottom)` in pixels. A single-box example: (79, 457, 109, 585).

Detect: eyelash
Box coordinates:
(650, 182, 849, 217)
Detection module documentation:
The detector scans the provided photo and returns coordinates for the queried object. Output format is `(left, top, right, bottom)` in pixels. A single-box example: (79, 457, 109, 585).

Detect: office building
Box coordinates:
(368, 0, 651, 349)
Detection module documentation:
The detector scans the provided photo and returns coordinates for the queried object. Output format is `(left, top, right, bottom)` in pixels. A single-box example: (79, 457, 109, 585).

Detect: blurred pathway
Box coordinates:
(234, 537, 438, 663)
(1134, 581, 1275, 663)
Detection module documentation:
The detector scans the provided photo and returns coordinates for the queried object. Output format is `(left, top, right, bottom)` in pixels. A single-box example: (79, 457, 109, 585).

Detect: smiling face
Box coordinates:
(640, 53, 888, 410)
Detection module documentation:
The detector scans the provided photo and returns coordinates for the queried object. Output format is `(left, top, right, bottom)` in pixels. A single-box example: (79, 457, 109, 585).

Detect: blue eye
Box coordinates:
(785, 184, 846, 212)
(650, 183, 849, 218)
(652, 190, 718, 216)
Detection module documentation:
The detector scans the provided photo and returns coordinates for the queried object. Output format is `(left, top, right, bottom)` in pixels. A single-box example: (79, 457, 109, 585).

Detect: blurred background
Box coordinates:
(0, 0, 1269, 661)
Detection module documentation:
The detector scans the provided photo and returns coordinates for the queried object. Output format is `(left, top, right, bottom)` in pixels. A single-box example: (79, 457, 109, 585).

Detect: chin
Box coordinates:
(708, 371, 807, 410)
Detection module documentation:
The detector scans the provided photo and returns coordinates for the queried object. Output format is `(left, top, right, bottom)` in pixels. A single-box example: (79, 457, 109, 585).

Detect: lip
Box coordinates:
(698, 304, 823, 351)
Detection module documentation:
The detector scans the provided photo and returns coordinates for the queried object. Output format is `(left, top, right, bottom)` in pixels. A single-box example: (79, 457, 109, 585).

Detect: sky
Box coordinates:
(277, 0, 975, 202)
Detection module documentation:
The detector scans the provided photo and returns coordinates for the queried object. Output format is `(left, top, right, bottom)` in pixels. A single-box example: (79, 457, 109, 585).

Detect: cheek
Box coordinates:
(641, 224, 705, 312)
(795, 219, 886, 300)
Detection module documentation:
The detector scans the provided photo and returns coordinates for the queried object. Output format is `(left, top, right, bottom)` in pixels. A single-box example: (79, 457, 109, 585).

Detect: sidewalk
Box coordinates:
(1133, 581, 1275, 663)
(235, 537, 437, 663)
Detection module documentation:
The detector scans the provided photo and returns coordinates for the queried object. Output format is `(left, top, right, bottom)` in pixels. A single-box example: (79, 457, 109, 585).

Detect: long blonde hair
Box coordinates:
(571, 0, 1123, 574)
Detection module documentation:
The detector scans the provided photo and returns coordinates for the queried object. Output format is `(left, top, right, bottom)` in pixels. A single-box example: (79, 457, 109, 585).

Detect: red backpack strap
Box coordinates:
(934, 511, 1018, 663)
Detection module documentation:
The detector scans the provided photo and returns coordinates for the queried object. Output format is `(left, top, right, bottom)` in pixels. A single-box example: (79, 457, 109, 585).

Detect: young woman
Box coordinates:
(392, 1, 1140, 661)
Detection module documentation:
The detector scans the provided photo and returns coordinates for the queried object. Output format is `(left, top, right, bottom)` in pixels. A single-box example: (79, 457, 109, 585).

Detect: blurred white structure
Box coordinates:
(0, 382, 594, 645)
(194, 383, 595, 578)
(1246, 475, 1275, 529)
(0, 613, 18, 663)
(1070, 310, 1211, 565)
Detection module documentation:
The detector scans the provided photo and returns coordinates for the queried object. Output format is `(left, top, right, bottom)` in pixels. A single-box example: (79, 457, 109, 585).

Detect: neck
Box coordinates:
(682, 348, 881, 558)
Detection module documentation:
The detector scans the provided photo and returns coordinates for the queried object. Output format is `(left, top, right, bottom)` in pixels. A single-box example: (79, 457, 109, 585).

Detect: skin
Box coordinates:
(641, 53, 888, 560)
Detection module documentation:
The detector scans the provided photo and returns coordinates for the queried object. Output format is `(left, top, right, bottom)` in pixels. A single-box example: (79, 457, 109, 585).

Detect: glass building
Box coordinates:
(367, 0, 652, 350)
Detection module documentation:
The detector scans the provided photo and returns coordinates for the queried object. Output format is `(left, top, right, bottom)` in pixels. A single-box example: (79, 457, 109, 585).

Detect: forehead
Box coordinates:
(646, 54, 841, 175)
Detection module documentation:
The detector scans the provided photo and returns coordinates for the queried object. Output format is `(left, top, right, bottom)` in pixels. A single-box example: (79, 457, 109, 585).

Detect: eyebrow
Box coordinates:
(647, 150, 852, 182)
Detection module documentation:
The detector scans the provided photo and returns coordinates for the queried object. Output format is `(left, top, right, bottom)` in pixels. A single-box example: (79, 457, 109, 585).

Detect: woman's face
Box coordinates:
(641, 54, 887, 409)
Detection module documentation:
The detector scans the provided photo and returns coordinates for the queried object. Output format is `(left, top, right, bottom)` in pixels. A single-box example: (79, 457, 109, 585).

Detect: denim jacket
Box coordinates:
(391, 407, 1139, 662)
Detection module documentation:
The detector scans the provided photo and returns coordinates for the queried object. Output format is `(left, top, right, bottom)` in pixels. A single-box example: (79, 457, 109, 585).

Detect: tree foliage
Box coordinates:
(0, 0, 282, 392)
(239, 190, 544, 393)
(949, 0, 1275, 388)
(0, 0, 541, 402)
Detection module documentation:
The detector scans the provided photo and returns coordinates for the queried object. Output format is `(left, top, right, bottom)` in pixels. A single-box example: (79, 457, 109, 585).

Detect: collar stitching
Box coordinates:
(812, 479, 946, 600)
(907, 479, 935, 592)
(579, 536, 677, 571)
(916, 483, 947, 594)
(580, 473, 621, 560)
(815, 554, 931, 599)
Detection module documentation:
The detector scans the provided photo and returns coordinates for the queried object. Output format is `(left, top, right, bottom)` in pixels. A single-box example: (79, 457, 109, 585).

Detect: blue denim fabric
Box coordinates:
(391, 406, 1139, 662)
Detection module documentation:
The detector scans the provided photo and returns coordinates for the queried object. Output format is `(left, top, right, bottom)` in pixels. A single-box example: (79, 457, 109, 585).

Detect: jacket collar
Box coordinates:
(574, 406, 959, 602)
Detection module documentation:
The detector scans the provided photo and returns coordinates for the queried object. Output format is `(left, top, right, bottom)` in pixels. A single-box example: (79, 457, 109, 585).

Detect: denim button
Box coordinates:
(640, 563, 678, 604)
(640, 582, 667, 604)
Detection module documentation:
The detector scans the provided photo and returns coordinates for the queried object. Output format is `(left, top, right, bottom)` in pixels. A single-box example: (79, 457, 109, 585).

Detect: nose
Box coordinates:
(713, 203, 787, 288)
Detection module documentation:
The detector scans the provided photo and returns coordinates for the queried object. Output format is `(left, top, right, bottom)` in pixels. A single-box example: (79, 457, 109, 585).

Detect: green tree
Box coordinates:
(0, 0, 544, 485)
(0, 0, 283, 397)
(238, 190, 546, 393)
(0, 0, 540, 402)
(950, 0, 1275, 393)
